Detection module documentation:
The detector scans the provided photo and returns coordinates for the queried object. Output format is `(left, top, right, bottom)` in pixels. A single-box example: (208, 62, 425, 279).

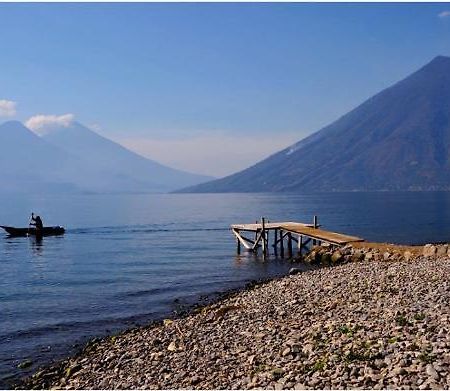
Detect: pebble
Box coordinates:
(426, 364, 439, 380)
(167, 342, 177, 352)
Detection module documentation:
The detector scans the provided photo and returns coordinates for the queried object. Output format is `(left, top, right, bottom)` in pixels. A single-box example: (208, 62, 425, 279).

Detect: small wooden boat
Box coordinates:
(0, 225, 65, 237)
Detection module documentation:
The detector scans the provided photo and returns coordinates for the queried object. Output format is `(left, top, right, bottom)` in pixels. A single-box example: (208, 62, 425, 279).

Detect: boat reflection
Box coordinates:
(30, 235, 44, 255)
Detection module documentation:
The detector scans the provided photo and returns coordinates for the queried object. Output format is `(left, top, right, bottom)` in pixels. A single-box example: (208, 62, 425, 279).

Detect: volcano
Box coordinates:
(178, 56, 450, 193)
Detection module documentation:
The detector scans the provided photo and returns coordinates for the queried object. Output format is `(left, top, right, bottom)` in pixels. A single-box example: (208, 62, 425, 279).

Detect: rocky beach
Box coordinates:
(22, 244, 450, 390)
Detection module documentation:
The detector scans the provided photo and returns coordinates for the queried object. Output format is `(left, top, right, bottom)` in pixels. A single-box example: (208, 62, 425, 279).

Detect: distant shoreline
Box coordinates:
(19, 242, 450, 389)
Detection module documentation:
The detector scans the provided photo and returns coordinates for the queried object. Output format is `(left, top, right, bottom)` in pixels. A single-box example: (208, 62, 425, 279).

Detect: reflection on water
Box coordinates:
(30, 236, 44, 256)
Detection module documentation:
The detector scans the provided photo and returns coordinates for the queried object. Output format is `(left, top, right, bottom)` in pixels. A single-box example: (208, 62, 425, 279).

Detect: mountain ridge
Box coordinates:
(177, 55, 450, 193)
(42, 121, 213, 192)
(0, 120, 212, 194)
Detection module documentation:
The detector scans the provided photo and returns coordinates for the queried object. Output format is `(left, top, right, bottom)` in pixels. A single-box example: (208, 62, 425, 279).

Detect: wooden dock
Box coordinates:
(231, 216, 364, 258)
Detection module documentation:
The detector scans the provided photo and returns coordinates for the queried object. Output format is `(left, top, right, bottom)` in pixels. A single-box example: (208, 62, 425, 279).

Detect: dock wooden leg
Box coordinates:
(280, 229, 284, 258)
(261, 217, 266, 258)
(273, 229, 278, 256)
(254, 223, 258, 253)
(312, 216, 318, 247)
(299, 235, 303, 255)
(288, 233, 293, 258)
(255, 230, 260, 254)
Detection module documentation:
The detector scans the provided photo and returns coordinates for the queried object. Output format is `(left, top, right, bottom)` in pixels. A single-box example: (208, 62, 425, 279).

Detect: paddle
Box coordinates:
(28, 212, 34, 236)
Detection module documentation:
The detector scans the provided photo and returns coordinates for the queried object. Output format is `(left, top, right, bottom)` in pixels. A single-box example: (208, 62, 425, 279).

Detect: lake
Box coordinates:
(2, 191, 450, 387)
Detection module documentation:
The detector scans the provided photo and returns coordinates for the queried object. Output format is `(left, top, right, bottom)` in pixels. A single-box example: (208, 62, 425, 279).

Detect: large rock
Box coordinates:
(403, 251, 413, 261)
(331, 251, 343, 264)
(423, 244, 437, 257)
(341, 245, 353, 255)
(321, 252, 331, 264)
(306, 250, 321, 264)
(289, 268, 302, 275)
(436, 245, 448, 257)
(352, 250, 365, 262)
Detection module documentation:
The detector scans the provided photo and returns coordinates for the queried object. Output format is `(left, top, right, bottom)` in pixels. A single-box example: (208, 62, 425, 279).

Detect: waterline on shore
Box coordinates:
(21, 250, 450, 390)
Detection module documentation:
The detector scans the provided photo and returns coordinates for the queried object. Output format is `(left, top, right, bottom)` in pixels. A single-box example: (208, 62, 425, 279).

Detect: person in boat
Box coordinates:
(30, 213, 43, 232)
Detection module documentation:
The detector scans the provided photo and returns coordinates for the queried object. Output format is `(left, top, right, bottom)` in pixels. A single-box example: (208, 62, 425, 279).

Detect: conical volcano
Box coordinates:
(42, 121, 213, 192)
(179, 55, 450, 193)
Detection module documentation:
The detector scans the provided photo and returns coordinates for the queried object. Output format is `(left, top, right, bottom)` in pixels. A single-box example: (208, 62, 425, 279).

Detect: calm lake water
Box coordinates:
(2, 191, 450, 387)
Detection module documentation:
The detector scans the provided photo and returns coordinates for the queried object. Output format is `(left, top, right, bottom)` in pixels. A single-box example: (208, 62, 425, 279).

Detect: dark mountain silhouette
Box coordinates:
(0, 121, 212, 194)
(178, 56, 450, 193)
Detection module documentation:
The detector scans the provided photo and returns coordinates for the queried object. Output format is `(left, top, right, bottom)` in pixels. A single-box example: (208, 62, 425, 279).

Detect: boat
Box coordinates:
(0, 225, 65, 237)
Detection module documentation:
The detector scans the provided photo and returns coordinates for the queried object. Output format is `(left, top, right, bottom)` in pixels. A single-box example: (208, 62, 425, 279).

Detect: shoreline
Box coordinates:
(14, 273, 299, 389)
(19, 243, 450, 389)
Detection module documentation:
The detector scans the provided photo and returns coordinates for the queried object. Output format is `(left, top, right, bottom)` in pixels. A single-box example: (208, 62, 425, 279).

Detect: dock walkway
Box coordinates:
(231, 217, 364, 258)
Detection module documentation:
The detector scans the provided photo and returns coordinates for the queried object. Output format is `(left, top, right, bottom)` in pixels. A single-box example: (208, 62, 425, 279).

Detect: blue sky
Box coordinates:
(1, 3, 450, 176)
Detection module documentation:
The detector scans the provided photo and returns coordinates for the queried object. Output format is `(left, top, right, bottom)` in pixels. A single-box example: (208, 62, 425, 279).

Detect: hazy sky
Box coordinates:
(1, 3, 450, 176)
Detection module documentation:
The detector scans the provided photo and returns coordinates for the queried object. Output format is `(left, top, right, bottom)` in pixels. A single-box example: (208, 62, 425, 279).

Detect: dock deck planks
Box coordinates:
(280, 224, 363, 245)
(231, 221, 312, 231)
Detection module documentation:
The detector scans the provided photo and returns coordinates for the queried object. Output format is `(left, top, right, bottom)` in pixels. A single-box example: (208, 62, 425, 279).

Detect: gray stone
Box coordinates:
(17, 360, 33, 369)
(275, 382, 284, 390)
(365, 252, 374, 261)
(393, 367, 407, 376)
(426, 364, 439, 380)
(352, 250, 364, 262)
(190, 375, 200, 385)
(289, 268, 302, 275)
(291, 344, 301, 354)
(167, 342, 177, 352)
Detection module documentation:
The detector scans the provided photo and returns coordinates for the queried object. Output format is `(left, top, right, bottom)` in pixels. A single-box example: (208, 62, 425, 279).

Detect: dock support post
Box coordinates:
(287, 232, 293, 258)
(253, 220, 258, 254)
(312, 215, 318, 246)
(273, 229, 278, 256)
(261, 217, 267, 258)
(298, 235, 303, 254)
(236, 230, 241, 254)
(280, 229, 284, 258)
